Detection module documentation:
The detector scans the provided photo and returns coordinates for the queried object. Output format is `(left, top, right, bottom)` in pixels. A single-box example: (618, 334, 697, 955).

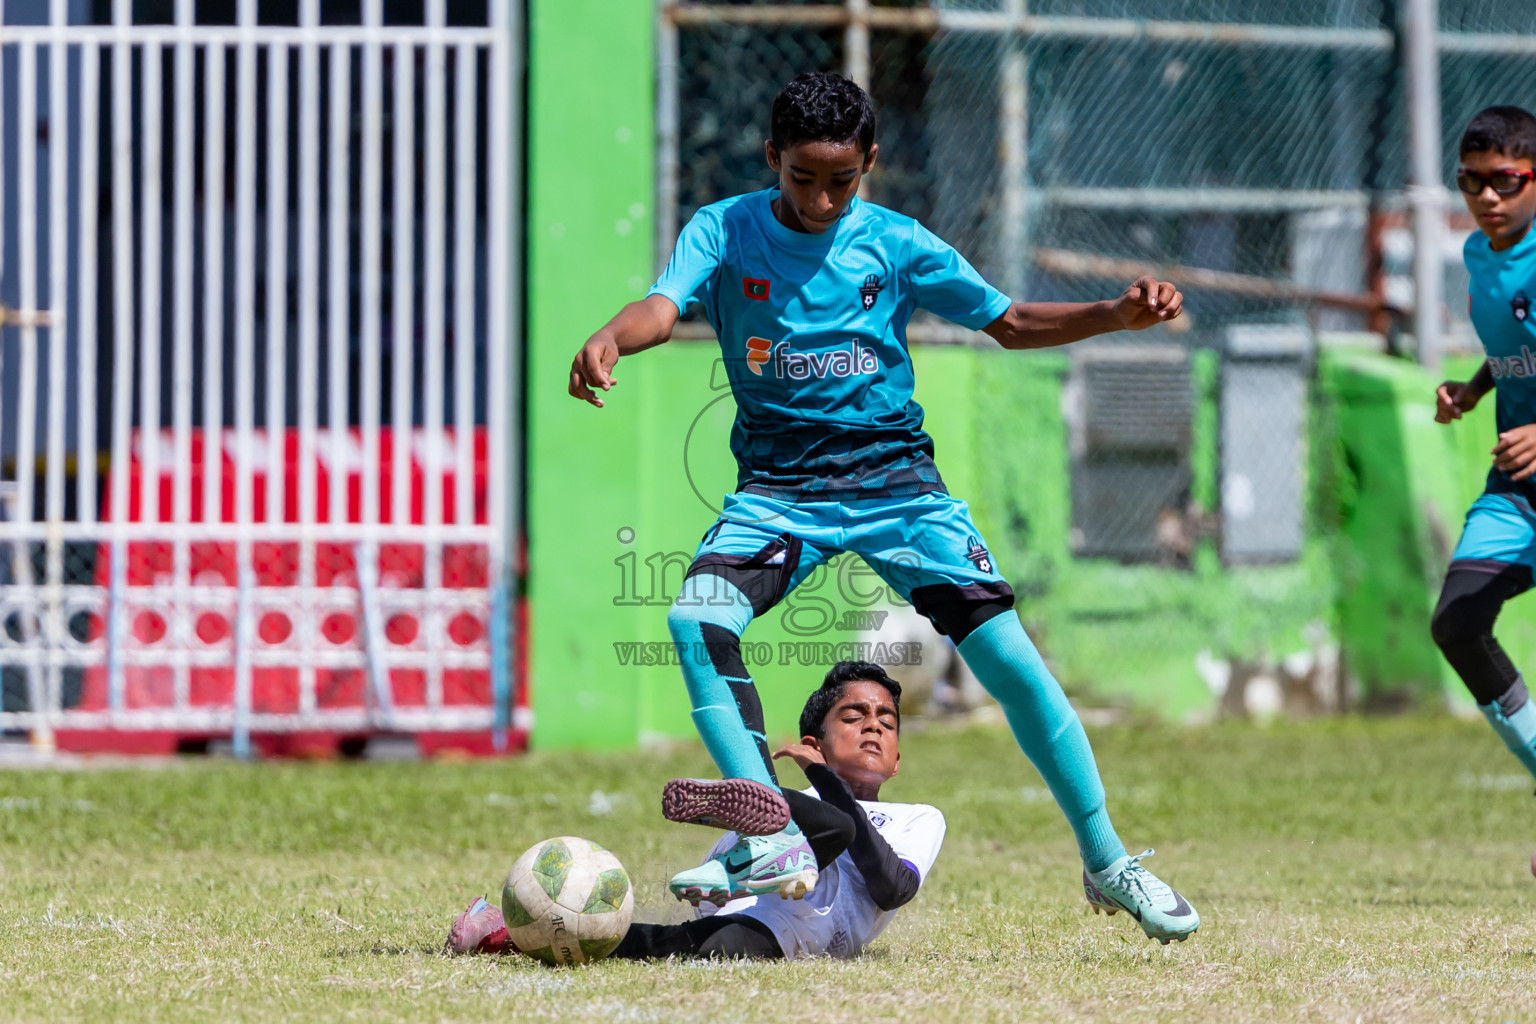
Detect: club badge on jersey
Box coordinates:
(1515, 290, 1530, 322)
(859, 274, 884, 311)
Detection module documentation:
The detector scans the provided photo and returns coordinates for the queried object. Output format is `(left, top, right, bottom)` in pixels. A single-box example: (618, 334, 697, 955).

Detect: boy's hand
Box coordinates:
(568, 333, 620, 407)
(1113, 275, 1183, 331)
(772, 743, 826, 772)
(1494, 425, 1536, 481)
(1436, 380, 1484, 423)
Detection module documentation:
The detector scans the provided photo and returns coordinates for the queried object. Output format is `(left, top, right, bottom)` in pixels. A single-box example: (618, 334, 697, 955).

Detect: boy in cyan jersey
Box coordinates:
(1432, 107, 1536, 825)
(568, 73, 1198, 942)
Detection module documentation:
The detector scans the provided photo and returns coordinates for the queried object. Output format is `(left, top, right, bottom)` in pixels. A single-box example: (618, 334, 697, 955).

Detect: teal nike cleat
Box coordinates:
(1083, 848, 1199, 944)
(669, 826, 818, 907)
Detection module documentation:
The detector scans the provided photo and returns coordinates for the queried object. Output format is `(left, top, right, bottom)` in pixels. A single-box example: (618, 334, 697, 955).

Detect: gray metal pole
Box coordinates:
(846, 0, 870, 199)
(656, 2, 680, 274)
(487, 0, 523, 750)
(845, 0, 870, 89)
(999, 0, 1027, 298)
(1405, 0, 1443, 366)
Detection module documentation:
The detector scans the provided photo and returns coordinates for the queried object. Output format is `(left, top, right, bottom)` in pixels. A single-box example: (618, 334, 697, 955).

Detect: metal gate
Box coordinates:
(0, 0, 522, 753)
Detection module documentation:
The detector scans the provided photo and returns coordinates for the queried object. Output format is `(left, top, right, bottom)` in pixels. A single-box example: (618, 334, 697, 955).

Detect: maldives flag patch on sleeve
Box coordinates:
(743, 278, 770, 301)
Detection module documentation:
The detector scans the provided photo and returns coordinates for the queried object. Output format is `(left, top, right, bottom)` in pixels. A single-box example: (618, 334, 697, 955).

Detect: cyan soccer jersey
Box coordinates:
(649, 187, 1011, 501)
(1452, 228, 1536, 567)
(1467, 228, 1536, 439)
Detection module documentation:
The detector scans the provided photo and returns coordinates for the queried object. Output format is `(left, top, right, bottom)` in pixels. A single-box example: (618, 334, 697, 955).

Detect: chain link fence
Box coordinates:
(658, 0, 1536, 715)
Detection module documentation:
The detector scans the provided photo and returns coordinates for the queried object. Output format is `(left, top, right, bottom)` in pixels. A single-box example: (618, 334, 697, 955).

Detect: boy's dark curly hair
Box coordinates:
(1460, 105, 1536, 161)
(770, 72, 877, 154)
(798, 661, 902, 741)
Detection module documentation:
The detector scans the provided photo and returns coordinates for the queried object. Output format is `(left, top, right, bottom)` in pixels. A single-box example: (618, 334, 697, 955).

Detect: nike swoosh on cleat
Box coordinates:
(1086, 889, 1140, 921)
(1167, 892, 1194, 917)
(723, 853, 752, 875)
(1103, 891, 1141, 922)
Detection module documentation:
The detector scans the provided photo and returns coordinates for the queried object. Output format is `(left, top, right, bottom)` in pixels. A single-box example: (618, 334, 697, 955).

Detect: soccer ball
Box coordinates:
(501, 836, 634, 965)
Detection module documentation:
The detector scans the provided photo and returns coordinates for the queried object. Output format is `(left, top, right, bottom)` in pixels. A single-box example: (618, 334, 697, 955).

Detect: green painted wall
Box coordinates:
(1317, 350, 1450, 703)
(522, 1, 1491, 745)
(990, 346, 1329, 720)
(1313, 349, 1536, 708)
(525, 0, 656, 750)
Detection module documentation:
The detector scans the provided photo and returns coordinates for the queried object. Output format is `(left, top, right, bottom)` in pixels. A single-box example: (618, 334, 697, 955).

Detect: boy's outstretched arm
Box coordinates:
(567, 294, 680, 407)
(1436, 363, 1494, 423)
(981, 275, 1182, 351)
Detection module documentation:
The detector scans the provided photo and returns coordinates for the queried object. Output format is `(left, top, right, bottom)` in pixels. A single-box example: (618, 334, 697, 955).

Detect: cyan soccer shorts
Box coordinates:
(684, 490, 1014, 619)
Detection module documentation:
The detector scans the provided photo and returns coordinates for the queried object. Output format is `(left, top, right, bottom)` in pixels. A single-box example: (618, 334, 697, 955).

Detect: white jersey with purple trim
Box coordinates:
(697, 789, 946, 959)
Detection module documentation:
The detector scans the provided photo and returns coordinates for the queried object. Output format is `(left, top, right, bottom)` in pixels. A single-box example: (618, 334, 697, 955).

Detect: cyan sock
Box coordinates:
(958, 611, 1128, 872)
(1480, 678, 1536, 782)
(667, 575, 780, 790)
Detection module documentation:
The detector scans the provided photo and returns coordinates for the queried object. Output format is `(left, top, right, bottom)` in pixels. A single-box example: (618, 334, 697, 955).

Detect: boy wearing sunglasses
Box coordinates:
(1432, 106, 1536, 836)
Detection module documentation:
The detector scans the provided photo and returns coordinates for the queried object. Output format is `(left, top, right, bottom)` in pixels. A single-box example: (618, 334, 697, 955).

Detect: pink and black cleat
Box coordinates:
(661, 777, 791, 836)
(445, 896, 514, 955)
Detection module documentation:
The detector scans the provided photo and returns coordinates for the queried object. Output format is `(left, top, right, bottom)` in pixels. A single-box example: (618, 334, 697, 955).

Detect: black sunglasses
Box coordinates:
(1456, 168, 1536, 196)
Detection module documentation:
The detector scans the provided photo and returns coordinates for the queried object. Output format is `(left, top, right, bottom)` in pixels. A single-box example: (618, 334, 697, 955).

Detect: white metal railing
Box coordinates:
(0, 0, 522, 752)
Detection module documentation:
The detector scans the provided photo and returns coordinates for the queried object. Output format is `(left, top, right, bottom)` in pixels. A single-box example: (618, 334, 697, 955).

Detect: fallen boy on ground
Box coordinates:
(446, 660, 944, 959)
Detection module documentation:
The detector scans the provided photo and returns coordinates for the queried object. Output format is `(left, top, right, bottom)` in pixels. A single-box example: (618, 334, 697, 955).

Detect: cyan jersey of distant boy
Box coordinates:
(648, 187, 1011, 502)
(1467, 228, 1536, 445)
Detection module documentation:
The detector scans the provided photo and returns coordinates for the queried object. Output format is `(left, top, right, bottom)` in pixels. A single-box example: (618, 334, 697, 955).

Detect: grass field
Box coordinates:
(4, 715, 1536, 1023)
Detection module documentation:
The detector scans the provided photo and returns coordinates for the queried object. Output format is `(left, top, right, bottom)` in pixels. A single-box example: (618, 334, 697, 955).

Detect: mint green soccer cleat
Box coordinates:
(669, 826, 818, 907)
(1083, 848, 1199, 944)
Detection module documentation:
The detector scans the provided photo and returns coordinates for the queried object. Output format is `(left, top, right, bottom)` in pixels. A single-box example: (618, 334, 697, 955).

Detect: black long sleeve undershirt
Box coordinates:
(802, 762, 921, 912)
